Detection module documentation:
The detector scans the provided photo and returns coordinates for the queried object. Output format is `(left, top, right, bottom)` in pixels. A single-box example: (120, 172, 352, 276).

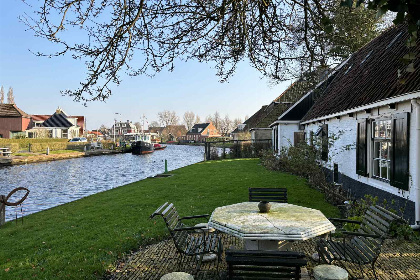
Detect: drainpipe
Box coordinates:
(411, 99, 420, 229)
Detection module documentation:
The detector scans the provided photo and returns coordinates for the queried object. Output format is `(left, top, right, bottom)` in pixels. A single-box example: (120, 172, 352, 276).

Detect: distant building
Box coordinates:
(147, 126, 165, 142)
(31, 113, 86, 136)
(87, 130, 104, 141)
(162, 125, 187, 142)
(0, 104, 31, 138)
(110, 120, 138, 139)
(181, 122, 221, 142)
(26, 107, 81, 139)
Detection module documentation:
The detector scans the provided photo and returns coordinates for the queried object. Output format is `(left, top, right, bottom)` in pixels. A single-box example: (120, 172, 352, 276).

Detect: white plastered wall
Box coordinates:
(304, 100, 418, 223)
(278, 123, 300, 150)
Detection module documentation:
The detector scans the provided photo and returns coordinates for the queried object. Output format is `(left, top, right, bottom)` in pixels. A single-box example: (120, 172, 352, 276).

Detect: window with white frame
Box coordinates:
(371, 119, 391, 181)
(62, 129, 68, 139)
(357, 113, 409, 190)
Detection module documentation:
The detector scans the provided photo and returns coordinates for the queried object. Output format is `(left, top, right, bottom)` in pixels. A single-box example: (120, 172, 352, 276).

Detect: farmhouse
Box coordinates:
(271, 25, 420, 225)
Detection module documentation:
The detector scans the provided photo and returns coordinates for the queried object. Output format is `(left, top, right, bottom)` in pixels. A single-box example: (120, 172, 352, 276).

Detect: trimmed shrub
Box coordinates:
(101, 141, 114, 150)
(3, 143, 20, 153)
(0, 138, 69, 150)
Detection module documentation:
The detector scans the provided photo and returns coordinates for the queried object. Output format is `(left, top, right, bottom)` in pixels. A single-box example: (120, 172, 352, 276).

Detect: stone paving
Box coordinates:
(110, 234, 420, 280)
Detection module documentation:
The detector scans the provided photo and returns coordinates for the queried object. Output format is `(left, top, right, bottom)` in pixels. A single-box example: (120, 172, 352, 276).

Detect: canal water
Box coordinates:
(0, 145, 204, 221)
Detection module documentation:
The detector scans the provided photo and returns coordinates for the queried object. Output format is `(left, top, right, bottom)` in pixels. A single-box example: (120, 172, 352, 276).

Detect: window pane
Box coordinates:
(374, 142, 380, 159)
(385, 120, 392, 138)
(381, 142, 388, 160)
(379, 121, 386, 138)
(373, 159, 379, 177)
(373, 122, 379, 138)
(380, 160, 388, 179)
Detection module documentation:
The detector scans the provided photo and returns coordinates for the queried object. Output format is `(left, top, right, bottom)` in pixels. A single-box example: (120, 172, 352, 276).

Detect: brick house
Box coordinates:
(0, 104, 31, 138)
(182, 122, 221, 142)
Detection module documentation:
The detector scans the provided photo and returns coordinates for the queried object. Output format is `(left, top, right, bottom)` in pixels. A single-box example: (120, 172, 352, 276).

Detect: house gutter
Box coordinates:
(301, 90, 420, 125)
(269, 120, 300, 128)
(411, 99, 420, 229)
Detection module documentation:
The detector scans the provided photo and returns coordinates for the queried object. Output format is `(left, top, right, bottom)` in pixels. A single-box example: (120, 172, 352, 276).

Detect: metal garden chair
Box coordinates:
(226, 250, 307, 280)
(249, 187, 288, 203)
(150, 202, 223, 274)
(316, 205, 404, 279)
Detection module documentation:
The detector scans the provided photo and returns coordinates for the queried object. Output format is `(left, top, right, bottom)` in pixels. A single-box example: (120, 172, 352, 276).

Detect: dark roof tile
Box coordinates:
(302, 25, 420, 122)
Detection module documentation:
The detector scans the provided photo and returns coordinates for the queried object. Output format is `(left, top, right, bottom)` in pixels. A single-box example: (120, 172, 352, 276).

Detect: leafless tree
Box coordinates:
(233, 118, 243, 128)
(183, 111, 196, 131)
(134, 121, 142, 132)
(194, 115, 201, 125)
(149, 120, 160, 128)
(22, 0, 389, 102)
(0, 86, 4, 104)
(220, 115, 233, 136)
(158, 110, 179, 127)
(7, 87, 14, 104)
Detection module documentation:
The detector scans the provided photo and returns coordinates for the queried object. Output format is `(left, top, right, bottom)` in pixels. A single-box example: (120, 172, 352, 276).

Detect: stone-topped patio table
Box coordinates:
(208, 202, 335, 250)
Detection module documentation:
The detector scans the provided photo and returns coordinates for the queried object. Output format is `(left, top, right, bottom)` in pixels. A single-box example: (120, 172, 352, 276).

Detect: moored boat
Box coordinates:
(131, 134, 154, 155)
(132, 141, 154, 155)
(153, 143, 167, 150)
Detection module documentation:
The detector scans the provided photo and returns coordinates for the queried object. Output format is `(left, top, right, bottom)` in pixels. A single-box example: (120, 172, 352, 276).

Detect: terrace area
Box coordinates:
(111, 235, 420, 280)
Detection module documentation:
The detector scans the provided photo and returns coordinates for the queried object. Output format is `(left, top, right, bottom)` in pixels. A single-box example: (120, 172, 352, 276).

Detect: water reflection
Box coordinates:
(0, 145, 204, 221)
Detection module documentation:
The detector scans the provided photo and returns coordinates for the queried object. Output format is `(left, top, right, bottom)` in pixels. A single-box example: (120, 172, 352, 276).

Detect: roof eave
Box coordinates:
(269, 120, 301, 127)
(301, 90, 420, 124)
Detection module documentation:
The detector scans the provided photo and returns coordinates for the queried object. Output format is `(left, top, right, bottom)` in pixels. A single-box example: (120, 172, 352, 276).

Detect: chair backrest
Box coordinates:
(249, 188, 288, 203)
(359, 205, 402, 239)
(226, 250, 307, 280)
(150, 202, 188, 253)
(351, 205, 403, 257)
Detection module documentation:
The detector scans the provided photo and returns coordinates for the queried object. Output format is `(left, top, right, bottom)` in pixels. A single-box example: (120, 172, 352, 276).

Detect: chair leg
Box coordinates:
(177, 252, 185, 271)
(196, 254, 203, 272)
(372, 261, 378, 280)
(358, 263, 365, 279)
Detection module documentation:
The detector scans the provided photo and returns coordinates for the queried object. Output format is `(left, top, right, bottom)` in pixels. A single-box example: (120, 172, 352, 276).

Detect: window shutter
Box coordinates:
(321, 124, 328, 161)
(390, 112, 410, 190)
(294, 132, 305, 146)
(356, 119, 368, 176)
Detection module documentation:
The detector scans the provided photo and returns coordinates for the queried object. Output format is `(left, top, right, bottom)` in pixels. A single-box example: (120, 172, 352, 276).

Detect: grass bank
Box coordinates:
(0, 158, 338, 279)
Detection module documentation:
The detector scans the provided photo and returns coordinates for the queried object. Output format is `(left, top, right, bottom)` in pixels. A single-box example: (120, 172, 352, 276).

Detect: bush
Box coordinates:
(228, 141, 271, 159)
(209, 147, 219, 160)
(344, 195, 419, 242)
(0, 138, 69, 151)
(3, 143, 20, 153)
(101, 140, 115, 150)
(260, 142, 347, 206)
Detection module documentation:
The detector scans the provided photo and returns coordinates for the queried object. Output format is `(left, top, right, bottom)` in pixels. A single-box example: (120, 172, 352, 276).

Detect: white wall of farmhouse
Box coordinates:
(304, 100, 419, 224)
(277, 123, 300, 150)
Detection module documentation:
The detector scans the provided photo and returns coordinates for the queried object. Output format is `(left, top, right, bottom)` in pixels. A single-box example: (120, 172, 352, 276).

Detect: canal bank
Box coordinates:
(0, 149, 123, 166)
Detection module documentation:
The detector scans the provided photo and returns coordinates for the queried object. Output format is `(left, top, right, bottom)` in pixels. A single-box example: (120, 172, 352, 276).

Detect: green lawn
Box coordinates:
(0, 158, 338, 279)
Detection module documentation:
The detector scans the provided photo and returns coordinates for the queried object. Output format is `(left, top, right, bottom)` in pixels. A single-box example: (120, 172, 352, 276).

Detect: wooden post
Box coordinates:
(222, 139, 226, 159)
(0, 203, 5, 226)
(206, 142, 211, 160)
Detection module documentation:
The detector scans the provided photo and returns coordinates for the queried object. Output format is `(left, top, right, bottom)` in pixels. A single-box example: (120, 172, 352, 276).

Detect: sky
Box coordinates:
(0, 1, 290, 130)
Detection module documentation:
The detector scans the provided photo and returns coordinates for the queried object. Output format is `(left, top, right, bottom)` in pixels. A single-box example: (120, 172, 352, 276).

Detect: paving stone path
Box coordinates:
(110, 235, 420, 280)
